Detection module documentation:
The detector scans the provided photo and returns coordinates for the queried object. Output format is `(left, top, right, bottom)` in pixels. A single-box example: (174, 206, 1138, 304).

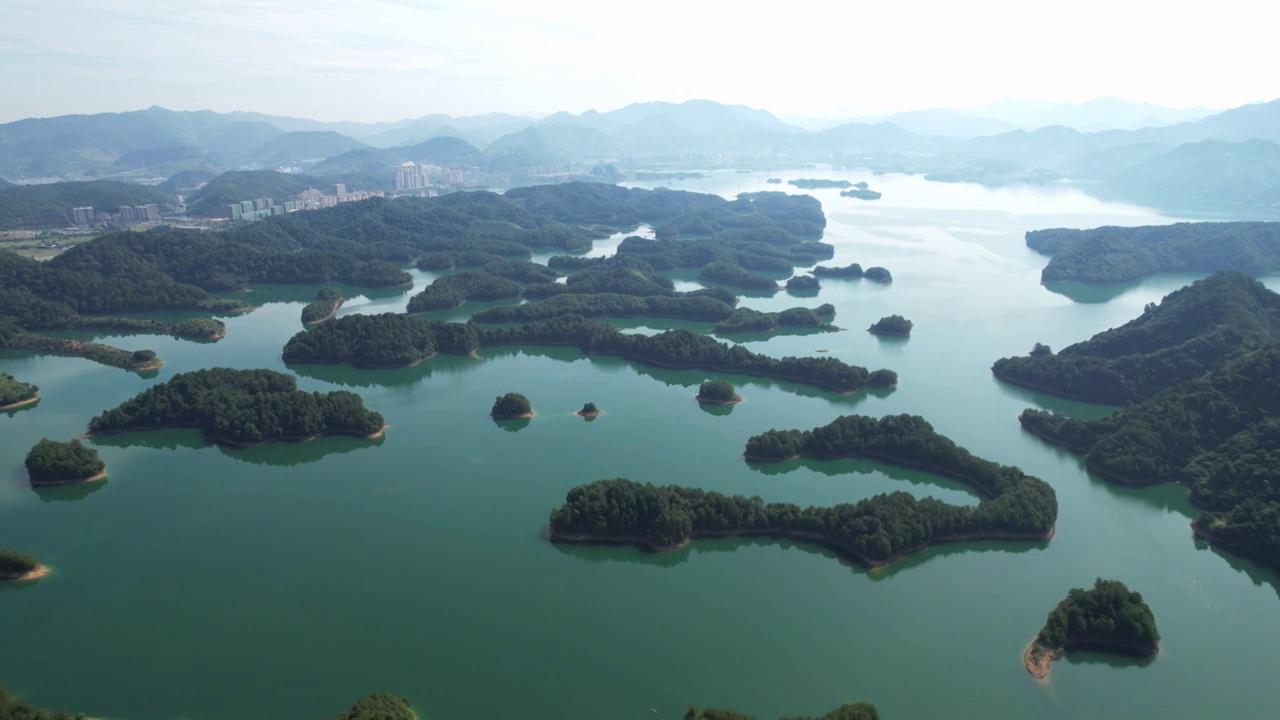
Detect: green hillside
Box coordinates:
(0, 180, 175, 229)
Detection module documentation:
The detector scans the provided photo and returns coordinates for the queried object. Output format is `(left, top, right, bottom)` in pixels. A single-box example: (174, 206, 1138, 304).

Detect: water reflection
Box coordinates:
(493, 417, 532, 433)
(2, 398, 40, 416)
(34, 478, 109, 503)
(1042, 281, 1140, 304)
(992, 376, 1119, 419)
(1194, 537, 1280, 600)
(697, 401, 735, 417)
(1059, 648, 1157, 671)
(745, 456, 984, 502)
(89, 427, 386, 467)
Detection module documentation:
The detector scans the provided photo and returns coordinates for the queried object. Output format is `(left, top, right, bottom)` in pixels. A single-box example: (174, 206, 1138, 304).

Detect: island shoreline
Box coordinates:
(0, 564, 50, 582)
(29, 471, 107, 487)
(0, 394, 40, 411)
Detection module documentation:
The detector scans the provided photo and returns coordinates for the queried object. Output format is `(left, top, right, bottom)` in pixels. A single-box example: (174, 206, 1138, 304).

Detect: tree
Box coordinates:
(492, 392, 533, 418)
(698, 380, 739, 403)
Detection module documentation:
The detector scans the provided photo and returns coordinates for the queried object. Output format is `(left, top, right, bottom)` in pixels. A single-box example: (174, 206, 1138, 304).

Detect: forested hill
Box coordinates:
(186, 170, 377, 216)
(1020, 342, 1280, 571)
(1027, 221, 1280, 283)
(992, 272, 1280, 404)
(0, 180, 174, 229)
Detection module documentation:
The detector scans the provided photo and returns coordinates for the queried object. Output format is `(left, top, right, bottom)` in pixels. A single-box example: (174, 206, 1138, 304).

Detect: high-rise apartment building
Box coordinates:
(73, 207, 94, 225)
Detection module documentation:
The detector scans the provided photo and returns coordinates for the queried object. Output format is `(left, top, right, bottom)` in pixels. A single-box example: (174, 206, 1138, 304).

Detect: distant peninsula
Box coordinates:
(550, 414, 1056, 568)
(24, 438, 106, 486)
(86, 368, 386, 447)
(841, 182, 882, 200)
(1024, 578, 1159, 681)
(0, 549, 49, 581)
(1028, 221, 1280, 284)
(0, 372, 39, 410)
(788, 179, 853, 189)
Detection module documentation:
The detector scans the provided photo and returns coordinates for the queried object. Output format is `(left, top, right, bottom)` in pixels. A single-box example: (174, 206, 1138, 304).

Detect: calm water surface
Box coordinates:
(2, 171, 1277, 719)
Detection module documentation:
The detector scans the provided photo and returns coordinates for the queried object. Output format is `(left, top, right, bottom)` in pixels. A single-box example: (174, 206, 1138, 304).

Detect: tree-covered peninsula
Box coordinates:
(698, 261, 779, 291)
(0, 372, 38, 410)
(0, 549, 45, 581)
(550, 415, 1056, 567)
(697, 380, 741, 404)
(788, 179, 853, 189)
(471, 292, 738, 324)
(1029, 221, 1280, 284)
(0, 321, 165, 373)
(302, 288, 343, 324)
(284, 313, 895, 394)
(993, 272, 1280, 405)
(813, 263, 864, 278)
(1024, 578, 1159, 680)
(87, 368, 386, 447)
(0, 684, 88, 719)
(786, 275, 820, 292)
(712, 305, 836, 334)
(24, 439, 106, 486)
(868, 315, 913, 336)
(491, 392, 533, 419)
(1019, 340, 1280, 570)
(684, 703, 879, 720)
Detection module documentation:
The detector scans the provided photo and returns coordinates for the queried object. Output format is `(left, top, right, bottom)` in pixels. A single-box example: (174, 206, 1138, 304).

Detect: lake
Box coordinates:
(2, 170, 1277, 719)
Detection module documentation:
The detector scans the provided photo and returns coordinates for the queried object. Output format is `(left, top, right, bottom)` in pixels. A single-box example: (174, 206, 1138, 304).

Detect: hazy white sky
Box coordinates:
(1, 0, 1274, 123)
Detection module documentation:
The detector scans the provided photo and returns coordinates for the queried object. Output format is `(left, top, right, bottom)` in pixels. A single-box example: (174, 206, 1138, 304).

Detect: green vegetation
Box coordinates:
(87, 368, 385, 447)
(841, 184, 882, 200)
(813, 263, 863, 278)
(0, 320, 164, 372)
(186, 170, 366, 217)
(1026, 579, 1159, 679)
(302, 288, 343, 324)
(577, 402, 600, 417)
(786, 275, 820, 291)
(684, 703, 879, 720)
(327, 692, 415, 720)
(551, 415, 1055, 566)
(406, 271, 522, 312)
(698, 261, 779, 291)
(712, 305, 836, 334)
(869, 315, 913, 336)
(0, 180, 173, 230)
(24, 439, 105, 485)
(491, 392, 533, 419)
(285, 313, 890, 394)
(863, 267, 893, 284)
(471, 292, 736, 324)
(697, 380, 740, 404)
(0, 549, 40, 578)
(0, 684, 88, 720)
(0, 372, 38, 408)
(788, 179, 853, 189)
(1030, 221, 1280, 283)
(993, 273, 1280, 404)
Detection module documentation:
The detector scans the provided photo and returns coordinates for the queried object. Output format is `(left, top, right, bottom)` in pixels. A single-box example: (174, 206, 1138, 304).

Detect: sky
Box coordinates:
(1, 0, 1276, 124)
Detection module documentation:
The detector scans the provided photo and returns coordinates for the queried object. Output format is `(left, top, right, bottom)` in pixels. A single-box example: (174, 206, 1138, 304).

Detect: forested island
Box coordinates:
(550, 415, 1055, 567)
(788, 179, 853, 189)
(470, 292, 738, 324)
(302, 288, 343, 324)
(994, 272, 1280, 404)
(86, 368, 386, 447)
(1024, 579, 1160, 680)
(1018, 338, 1280, 570)
(328, 693, 416, 720)
(0, 372, 38, 410)
(786, 275, 820, 292)
(841, 182, 882, 200)
(24, 439, 106, 486)
(868, 315, 913, 336)
(713, 305, 836, 334)
(1029, 221, 1280, 283)
(698, 261, 779, 291)
(812, 263, 865, 278)
(697, 380, 741, 404)
(284, 313, 894, 394)
(575, 402, 601, 418)
(0, 549, 46, 581)
(683, 703, 879, 720)
(491, 392, 533, 419)
(864, 267, 892, 284)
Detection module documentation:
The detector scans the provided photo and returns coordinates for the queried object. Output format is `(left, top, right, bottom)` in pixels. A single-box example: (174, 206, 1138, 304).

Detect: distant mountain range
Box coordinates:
(3, 97, 1280, 219)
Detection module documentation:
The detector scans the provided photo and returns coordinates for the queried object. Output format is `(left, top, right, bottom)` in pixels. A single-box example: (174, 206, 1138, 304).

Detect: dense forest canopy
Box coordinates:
(1029, 221, 1280, 283)
(0, 549, 39, 577)
(0, 180, 174, 230)
(551, 415, 1055, 566)
(301, 288, 343, 324)
(87, 368, 385, 447)
(491, 392, 533, 418)
(993, 272, 1280, 405)
(0, 372, 38, 406)
(1034, 578, 1160, 654)
(284, 313, 893, 394)
(698, 380, 739, 402)
(326, 693, 416, 720)
(684, 703, 879, 720)
(24, 439, 105, 484)
(868, 315, 913, 336)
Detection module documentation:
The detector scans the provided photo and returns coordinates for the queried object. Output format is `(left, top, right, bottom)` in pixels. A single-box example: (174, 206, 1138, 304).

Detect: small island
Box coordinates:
(1024, 578, 1160, 681)
(813, 263, 864, 279)
(86, 368, 386, 447)
(868, 315, 913, 336)
(0, 548, 48, 581)
(491, 392, 533, 419)
(0, 372, 39, 410)
(696, 380, 742, 405)
(788, 178, 854, 189)
(863, 266, 893, 284)
(329, 693, 417, 720)
(24, 438, 106, 486)
(841, 182, 882, 200)
(785, 275, 820, 292)
(766, 178, 783, 184)
(574, 402, 602, 419)
(301, 287, 343, 324)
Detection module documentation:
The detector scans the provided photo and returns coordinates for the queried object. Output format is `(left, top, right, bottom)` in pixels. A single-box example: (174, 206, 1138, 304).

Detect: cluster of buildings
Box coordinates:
(72, 204, 161, 226)
(228, 183, 384, 221)
(394, 162, 478, 190)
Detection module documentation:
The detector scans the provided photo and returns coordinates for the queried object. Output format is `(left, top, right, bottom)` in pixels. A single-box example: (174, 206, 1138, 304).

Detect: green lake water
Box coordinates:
(3, 171, 1278, 719)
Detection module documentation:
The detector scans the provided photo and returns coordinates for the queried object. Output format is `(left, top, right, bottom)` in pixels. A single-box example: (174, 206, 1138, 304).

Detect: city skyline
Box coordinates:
(3, 0, 1275, 124)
